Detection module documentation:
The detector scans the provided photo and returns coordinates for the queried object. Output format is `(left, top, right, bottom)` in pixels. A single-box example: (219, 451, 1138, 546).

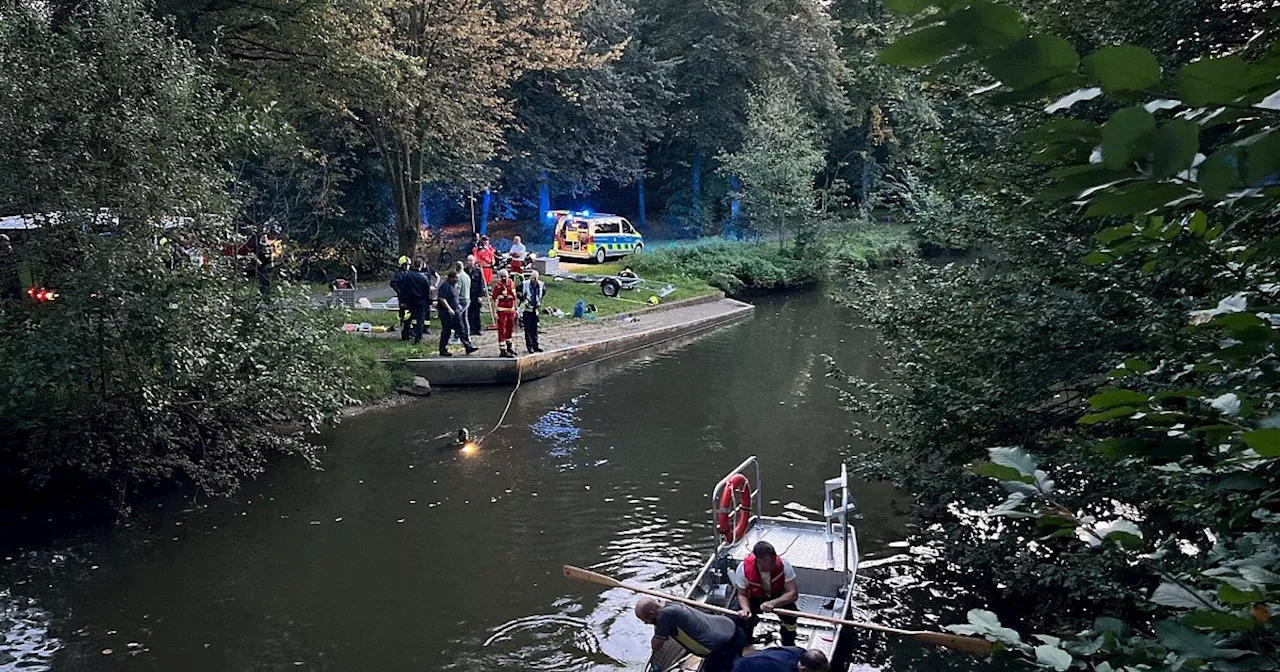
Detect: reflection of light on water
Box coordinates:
(532, 395, 585, 457)
(0, 588, 60, 670)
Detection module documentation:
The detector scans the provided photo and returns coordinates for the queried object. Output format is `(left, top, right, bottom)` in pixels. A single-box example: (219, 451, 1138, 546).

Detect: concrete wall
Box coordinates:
(406, 298, 755, 386)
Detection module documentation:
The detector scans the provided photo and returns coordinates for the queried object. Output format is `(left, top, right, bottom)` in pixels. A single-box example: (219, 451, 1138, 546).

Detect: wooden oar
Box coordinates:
(564, 564, 742, 618)
(771, 607, 993, 656)
(563, 565, 992, 656)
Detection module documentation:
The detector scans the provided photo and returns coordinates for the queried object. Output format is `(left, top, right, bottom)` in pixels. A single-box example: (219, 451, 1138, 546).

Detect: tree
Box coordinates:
(0, 0, 357, 510)
(839, 0, 1280, 669)
(326, 0, 589, 255)
(717, 80, 824, 245)
(500, 0, 674, 208)
(643, 0, 848, 230)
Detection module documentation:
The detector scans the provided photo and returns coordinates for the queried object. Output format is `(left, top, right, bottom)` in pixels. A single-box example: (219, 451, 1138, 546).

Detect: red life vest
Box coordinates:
(742, 554, 786, 598)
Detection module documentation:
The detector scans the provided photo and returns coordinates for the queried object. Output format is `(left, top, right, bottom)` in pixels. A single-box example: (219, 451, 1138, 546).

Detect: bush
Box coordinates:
(0, 1, 360, 511)
(629, 241, 818, 294)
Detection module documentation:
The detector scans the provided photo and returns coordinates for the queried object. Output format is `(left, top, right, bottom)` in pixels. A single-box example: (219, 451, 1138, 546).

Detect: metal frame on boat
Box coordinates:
(649, 456, 859, 672)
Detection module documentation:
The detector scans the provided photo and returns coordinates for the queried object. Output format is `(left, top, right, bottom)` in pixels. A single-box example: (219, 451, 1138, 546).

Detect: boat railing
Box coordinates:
(824, 462, 859, 579)
(710, 455, 762, 549)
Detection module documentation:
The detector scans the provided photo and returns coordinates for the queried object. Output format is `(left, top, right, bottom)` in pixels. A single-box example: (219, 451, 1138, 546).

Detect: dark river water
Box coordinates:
(0, 291, 984, 672)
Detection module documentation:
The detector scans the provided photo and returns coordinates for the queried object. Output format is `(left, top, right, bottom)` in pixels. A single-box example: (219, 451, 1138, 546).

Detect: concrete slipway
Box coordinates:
(404, 295, 755, 386)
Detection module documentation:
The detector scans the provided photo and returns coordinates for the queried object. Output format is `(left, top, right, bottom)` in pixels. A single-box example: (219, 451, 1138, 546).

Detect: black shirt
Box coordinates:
(437, 280, 462, 313)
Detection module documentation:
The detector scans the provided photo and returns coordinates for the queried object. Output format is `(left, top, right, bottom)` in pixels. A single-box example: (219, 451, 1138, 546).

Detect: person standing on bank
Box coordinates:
(390, 255, 415, 339)
(254, 231, 275, 298)
(465, 254, 486, 336)
(491, 269, 519, 358)
(436, 271, 477, 356)
(475, 235, 496, 286)
(522, 269, 545, 354)
(508, 235, 527, 274)
(634, 598, 748, 672)
(732, 541, 800, 646)
(414, 257, 435, 336)
(394, 257, 431, 344)
(454, 260, 471, 338)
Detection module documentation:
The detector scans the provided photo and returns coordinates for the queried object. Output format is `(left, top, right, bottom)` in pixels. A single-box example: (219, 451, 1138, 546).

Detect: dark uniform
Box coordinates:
(467, 264, 486, 335)
(522, 278, 544, 353)
(436, 278, 475, 356)
(392, 268, 431, 344)
(655, 604, 747, 672)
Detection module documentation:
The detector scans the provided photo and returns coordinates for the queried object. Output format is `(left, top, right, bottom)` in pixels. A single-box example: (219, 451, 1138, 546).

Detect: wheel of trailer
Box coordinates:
(595, 247, 607, 264)
(600, 278, 621, 298)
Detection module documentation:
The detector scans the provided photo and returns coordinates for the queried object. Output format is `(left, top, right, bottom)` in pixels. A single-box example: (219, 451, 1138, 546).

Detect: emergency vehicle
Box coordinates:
(550, 211, 643, 264)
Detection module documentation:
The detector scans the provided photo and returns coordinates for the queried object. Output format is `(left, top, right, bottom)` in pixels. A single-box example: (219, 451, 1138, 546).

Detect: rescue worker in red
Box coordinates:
(491, 269, 519, 358)
(731, 541, 800, 646)
(475, 235, 497, 286)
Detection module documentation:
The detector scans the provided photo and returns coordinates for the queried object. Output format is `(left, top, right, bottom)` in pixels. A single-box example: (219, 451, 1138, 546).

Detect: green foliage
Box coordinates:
(0, 0, 358, 509)
(717, 80, 827, 246)
(842, 1, 1280, 670)
(628, 241, 820, 295)
(502, 0, 674, 197)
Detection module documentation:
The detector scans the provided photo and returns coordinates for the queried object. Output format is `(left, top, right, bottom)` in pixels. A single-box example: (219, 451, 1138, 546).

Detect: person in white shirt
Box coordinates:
(509, 235, 528, 273)
(730, 541, 800, 646)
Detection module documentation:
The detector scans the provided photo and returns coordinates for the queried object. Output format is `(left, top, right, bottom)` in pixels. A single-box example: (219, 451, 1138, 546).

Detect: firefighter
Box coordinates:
(390, 255, 413, 337)
(490, 269, 519, 358)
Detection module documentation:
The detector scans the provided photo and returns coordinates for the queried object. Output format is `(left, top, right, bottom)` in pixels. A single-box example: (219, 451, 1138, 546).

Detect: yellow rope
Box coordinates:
(478, 360, 524, 445)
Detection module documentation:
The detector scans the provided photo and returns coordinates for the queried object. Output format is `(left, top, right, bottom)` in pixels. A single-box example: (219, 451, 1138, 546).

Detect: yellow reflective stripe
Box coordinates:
(674, 628, 711, 657)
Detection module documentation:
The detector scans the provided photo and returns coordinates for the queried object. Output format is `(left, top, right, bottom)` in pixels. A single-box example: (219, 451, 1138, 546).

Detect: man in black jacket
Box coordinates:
(391, 256, 431, 344)
(437, 271, 478, 356)
(464, 254, 487, 336)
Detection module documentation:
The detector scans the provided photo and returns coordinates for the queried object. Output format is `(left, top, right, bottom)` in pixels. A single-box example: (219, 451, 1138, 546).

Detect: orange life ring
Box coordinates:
(715, 474, 751, 544)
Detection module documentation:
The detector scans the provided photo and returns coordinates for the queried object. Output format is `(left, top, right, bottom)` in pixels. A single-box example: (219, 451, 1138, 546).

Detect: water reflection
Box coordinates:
(0, 292, 993, 672)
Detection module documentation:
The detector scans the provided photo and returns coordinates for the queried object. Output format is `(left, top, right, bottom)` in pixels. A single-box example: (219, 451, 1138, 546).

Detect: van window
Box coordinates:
(621, 219, 637, 235)
(594, 219, 621, 234)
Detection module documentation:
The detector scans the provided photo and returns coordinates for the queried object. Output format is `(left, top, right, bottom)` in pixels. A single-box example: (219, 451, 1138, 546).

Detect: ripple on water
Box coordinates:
(0, 589, 60, 670)
(459, 612, 616, 672)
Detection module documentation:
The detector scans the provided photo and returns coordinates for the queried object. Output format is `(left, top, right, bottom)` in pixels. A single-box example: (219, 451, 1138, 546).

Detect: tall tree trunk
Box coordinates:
(374, 130, 423, 258)
(729, 174, 741, 236)
(691, 149, 702, 226)
(860, 155, 871, 214)
(637, 175, 646, 229)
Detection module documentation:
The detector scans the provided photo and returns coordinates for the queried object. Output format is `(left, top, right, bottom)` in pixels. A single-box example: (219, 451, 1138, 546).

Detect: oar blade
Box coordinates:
(911, 631, 993, 656)
(562, 565, 621, 589)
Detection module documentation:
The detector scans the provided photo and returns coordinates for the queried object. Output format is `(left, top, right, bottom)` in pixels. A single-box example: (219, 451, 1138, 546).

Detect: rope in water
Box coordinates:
(477, 360, 524, 445)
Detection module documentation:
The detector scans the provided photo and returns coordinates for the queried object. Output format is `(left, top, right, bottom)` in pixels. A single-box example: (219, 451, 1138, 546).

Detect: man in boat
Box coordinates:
(730, 647, 828, 672)
(731, 541, 800, 646)
(635, 597, 747, 672)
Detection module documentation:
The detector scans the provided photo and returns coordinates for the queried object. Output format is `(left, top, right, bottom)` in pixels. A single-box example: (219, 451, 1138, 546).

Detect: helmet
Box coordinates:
(397, 255, 411, 266)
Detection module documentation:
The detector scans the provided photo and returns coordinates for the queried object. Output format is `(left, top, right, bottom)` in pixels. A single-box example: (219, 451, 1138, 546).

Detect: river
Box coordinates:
(0, 291, 984, 672)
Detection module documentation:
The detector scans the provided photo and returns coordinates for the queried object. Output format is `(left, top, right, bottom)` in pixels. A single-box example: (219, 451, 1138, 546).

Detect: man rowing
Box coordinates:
(732, 541, 800, 646)
(635, 597, 748, 672)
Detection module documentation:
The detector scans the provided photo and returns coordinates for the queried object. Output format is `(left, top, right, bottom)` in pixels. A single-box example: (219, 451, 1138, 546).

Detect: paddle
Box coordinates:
(562, 565, 992, 656)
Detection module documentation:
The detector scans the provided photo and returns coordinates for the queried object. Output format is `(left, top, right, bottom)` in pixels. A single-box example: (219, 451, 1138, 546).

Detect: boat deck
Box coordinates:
(650, 458, 861, 672)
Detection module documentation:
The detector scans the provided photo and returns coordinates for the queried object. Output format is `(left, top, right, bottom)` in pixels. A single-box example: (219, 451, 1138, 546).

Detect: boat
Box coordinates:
(649, 456, 859, 672)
